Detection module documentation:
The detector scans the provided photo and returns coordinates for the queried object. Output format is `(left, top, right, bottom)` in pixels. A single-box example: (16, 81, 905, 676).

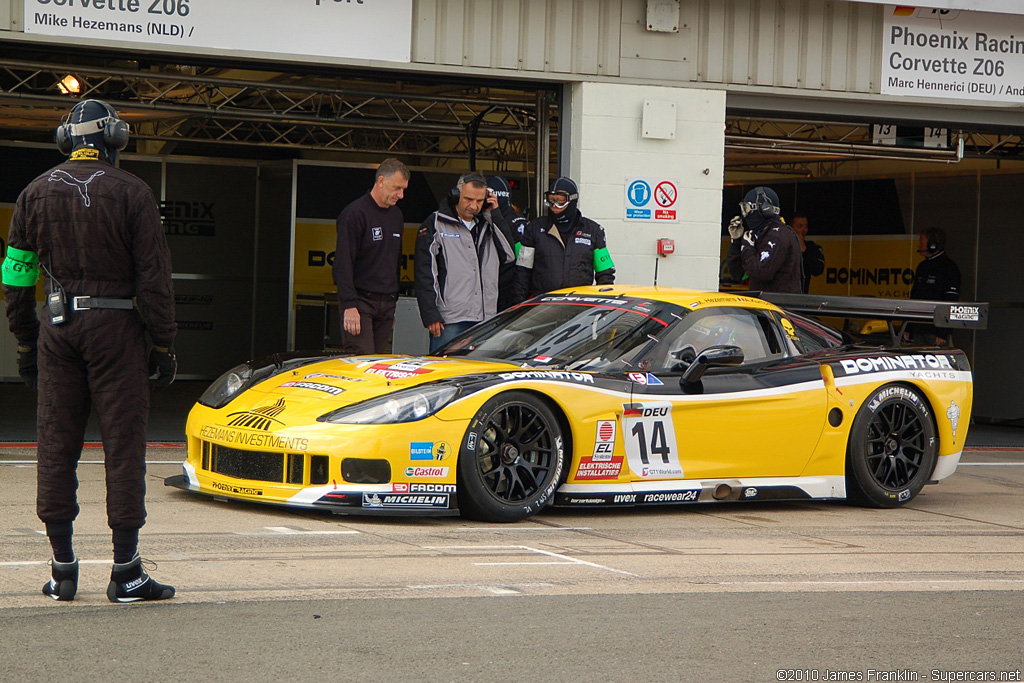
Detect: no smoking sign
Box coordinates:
(624, 177, 679, 222)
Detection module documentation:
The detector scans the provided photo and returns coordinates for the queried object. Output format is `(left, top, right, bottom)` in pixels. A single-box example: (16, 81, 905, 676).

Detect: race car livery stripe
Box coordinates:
(559, 475, 846, 499)
(931, 450, 963, 481)
(834, 370, 972, 388)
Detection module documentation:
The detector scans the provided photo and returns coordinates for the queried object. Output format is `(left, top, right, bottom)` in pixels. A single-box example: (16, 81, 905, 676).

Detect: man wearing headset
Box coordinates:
(414, 172, 515, 353)
(512, 177, 615, 303)
(725, 186, 802, 294)
(1, 99, 176, 602)
(904, 227, 961, 346)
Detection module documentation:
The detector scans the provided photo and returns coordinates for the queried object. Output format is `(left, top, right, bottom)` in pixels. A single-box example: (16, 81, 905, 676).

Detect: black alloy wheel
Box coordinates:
(846, 384, 938, 508)
(457, 391, 565, 522)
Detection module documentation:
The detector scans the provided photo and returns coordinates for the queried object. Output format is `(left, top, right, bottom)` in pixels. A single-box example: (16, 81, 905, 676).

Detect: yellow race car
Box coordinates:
(165, 286, 986, 522)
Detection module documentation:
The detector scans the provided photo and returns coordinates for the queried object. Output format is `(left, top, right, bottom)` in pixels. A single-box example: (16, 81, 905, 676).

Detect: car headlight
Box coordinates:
(318, 384, 461, 424)
(198, 363, 256, 409)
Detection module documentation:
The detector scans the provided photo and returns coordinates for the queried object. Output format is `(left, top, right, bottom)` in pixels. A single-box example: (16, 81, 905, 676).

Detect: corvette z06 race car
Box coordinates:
(165, 286, 986, 522)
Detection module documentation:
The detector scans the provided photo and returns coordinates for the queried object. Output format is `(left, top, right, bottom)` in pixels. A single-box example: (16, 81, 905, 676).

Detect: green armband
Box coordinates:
(1, 246, 40, 287)
(593, 246, 614, 273)
(514, 241, 521, 258)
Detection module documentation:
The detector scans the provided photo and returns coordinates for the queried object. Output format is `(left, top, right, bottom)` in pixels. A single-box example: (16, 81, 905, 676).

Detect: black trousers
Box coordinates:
(36, 309, 150, 530)
(339, 290, 398, 355)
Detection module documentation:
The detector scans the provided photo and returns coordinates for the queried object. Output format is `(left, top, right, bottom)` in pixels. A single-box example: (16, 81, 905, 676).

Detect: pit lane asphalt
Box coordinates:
(1, 446, 1022, 682)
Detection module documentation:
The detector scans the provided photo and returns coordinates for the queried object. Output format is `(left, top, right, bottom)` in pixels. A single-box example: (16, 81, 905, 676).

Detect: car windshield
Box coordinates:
(440, 295, 678, 370)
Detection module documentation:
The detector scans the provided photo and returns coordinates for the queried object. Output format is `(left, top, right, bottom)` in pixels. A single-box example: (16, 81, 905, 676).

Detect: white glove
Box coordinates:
(727, 216, 744, 240)
(741, 230, 757, 249)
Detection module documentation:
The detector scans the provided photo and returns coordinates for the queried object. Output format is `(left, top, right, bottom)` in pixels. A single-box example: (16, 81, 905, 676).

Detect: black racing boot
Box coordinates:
(42, 557, 79, 601)
(106, 554, 175, 603)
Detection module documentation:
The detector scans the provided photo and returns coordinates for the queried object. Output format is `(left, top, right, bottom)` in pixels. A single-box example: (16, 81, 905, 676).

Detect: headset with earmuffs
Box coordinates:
(448, 172, 487, 205)
(55, 99, 130, 156)
(920, 228, 944, 255)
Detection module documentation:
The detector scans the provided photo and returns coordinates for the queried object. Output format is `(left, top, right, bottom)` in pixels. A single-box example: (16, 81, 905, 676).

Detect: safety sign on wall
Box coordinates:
(624, 178, 679, 223)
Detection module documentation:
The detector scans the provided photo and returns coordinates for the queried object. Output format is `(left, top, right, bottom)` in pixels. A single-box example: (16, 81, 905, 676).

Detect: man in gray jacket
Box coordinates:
(414, 173, 515, 353)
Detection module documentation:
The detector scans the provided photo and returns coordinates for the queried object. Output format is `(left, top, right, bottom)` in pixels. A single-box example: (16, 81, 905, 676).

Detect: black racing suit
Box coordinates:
(907, 250, 961, 344)
(495, 205, 526, 311)
(512, 213, 615, 303)
(3, 152, 176, 531)
(726, 219, 802, 294)
(801, 238, 825, 293)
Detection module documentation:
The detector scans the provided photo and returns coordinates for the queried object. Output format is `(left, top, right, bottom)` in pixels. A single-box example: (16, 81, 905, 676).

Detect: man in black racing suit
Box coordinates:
(512, 177, 615, 303)
(1, 99, 177, 603)
(725, 186, 802, 294)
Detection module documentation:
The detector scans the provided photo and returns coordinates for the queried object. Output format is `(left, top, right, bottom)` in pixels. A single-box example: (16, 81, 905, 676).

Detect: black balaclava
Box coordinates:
(67, 99, 121, 163)
(548, 176, 579, 234)
(740, 186, 780, 234)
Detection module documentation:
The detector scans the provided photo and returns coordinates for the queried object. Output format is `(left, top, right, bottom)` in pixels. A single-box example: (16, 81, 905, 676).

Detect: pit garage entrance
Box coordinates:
(0, 48, 561, 381)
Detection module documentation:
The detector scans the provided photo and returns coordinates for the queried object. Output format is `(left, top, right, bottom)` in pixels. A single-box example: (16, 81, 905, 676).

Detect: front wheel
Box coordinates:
(457, 391, 566, 522)
(846, 384, 937, 508)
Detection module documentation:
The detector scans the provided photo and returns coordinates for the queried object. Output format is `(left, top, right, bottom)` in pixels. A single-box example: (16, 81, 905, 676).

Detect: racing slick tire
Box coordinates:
(845, 383, 938, 508)
(457, 391, 566, 522)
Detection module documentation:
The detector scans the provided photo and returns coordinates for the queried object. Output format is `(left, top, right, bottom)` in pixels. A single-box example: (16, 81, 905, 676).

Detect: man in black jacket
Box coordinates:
(487, 175, 527, 311)
(725, 186, 802, 294)
(905, 227, 961, 346)
(333, 158, 410, 353)
(2, 99, 176, 602)
(513, 177, 615, 303)
(792, 214, 825, 293)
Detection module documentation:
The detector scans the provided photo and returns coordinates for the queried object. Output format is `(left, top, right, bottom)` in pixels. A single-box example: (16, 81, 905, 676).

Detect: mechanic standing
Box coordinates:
(512, 177, 615, 303)
(486, 175, 527, 312)
(1, 99, 177, 603)
(415, 173, 515, 352)
(791, 214, 825, 293)
(333, 158, 410, 353)
(904, 227, 962, 346)
(726, 186, 802, 293)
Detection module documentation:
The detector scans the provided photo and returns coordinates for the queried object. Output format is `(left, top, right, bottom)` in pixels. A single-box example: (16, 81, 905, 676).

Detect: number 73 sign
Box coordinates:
(621, 402, 685, 478)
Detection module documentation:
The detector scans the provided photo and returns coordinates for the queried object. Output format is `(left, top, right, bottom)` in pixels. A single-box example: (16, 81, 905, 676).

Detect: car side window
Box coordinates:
(642, 307, 782, 372)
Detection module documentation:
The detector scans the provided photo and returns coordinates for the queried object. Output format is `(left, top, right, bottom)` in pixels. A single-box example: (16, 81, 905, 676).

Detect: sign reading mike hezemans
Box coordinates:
(25, 0, 411, 63)
(882, 5, 1024, 103)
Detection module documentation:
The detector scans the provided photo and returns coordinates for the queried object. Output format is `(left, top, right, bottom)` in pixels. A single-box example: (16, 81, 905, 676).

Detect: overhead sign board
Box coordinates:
(881, 5, 1024, 103)
(24, 0, 412, 63)
(624, 177, 679, 223)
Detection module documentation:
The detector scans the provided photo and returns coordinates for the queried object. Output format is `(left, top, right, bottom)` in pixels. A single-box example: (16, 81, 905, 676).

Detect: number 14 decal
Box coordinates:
(621, 402, 684, 479)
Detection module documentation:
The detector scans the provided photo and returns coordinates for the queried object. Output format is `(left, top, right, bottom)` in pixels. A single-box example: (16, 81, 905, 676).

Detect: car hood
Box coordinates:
(222, 355, 519, 418)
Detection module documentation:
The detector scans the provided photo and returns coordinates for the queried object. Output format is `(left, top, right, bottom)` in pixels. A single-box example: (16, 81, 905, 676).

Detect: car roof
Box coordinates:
(547, 284, 781, 313)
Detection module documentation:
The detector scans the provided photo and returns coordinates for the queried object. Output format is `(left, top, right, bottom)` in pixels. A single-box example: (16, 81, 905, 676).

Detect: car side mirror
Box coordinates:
(680, 345, 744, 387)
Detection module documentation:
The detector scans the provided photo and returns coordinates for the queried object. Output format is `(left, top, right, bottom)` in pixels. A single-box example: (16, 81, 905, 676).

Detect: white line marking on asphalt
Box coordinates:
(425, 545, 640, 577)
(959, 462, 1024, 466)
(407, 582, 554, 595)
(455, 527, 593, 532)
(715, 579, 1024, 586)
(0, 560, 112, 567)
(230, 527, 359, 536)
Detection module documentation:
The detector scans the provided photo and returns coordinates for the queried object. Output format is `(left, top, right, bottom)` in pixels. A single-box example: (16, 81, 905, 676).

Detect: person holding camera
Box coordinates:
(414, 172, 515, 352)
(1, 99, 176, 602)
(725, 186, 802, 294)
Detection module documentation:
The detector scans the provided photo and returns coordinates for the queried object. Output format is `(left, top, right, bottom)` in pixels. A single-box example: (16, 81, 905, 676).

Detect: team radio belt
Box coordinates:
(71, 296, 134, 311)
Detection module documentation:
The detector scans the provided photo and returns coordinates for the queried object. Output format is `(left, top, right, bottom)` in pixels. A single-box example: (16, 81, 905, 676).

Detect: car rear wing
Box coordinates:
(752, 293, 988, 347)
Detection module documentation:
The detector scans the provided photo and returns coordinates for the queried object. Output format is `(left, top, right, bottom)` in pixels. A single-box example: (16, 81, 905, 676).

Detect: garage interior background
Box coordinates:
(2, 0, 1024, 424)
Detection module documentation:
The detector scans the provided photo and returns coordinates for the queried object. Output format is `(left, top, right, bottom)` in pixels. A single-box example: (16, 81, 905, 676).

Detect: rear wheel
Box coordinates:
(846, 384, 937, 508)
(457, 391, 565, 522)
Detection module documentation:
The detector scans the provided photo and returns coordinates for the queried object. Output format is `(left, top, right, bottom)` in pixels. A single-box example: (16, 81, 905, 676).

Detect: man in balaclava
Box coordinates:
(1, 99, 177, 603)
(486, 175, 527, 311)
(725, 185, 802, 293)
(513, 176, 615, 303)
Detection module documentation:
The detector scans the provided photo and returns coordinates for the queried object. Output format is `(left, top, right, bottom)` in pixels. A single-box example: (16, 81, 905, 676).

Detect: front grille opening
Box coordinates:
(310, 455, 330, 485)
(287, 453, 304, 484)
(341, 458, 391, 484)
(209, 444, 284, 483)
(202, 441, 210, 470)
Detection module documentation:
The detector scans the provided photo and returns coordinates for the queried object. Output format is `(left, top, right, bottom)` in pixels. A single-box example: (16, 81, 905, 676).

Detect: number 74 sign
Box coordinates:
(621, 402, 684, 478)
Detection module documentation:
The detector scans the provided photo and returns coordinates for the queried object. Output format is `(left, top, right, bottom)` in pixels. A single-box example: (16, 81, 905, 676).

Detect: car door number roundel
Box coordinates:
(621, 402, 683, 479)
